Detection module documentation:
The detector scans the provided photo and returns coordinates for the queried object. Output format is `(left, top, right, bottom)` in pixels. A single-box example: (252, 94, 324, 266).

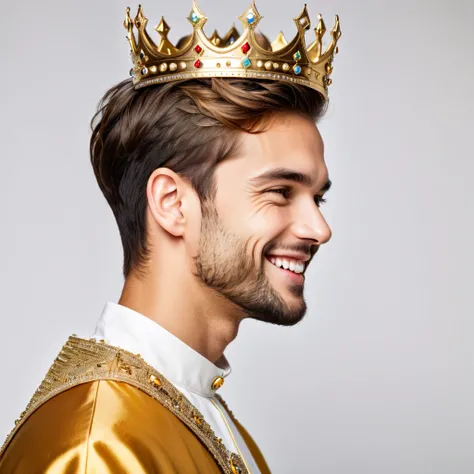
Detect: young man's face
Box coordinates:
(193, 112, 332, 326)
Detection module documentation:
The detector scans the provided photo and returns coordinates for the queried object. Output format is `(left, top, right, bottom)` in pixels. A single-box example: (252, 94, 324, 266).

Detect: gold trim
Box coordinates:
(0, 336, 247, 474)
(211, 397, 252, 474)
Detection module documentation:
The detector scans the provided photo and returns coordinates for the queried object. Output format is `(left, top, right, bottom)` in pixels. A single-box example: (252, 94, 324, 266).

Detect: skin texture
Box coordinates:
(118, 111, 332, 365)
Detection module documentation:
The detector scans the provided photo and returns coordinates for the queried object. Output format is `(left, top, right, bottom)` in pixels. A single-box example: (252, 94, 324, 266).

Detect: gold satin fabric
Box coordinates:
(0, 379, 271, 473)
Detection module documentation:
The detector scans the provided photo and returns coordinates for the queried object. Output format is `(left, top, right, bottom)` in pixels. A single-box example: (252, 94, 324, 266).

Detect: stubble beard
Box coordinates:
(191, 198, 307, 326)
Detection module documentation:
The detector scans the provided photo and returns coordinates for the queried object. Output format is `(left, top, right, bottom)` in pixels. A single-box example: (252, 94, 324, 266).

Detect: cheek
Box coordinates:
(253, 208, 290, 235)
(218, 194, 290, 244)
(245, 212, 290, 258)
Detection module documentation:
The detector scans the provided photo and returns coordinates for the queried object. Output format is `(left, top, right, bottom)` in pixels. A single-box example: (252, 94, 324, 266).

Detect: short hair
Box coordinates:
(90, 76, 327, 279)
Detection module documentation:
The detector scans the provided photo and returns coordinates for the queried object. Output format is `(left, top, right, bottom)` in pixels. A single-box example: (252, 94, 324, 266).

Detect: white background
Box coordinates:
(1, 0, 473, 473)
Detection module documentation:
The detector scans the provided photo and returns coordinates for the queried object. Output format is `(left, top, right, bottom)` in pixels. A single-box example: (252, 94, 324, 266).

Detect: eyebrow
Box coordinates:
(248, 167, 332, 193)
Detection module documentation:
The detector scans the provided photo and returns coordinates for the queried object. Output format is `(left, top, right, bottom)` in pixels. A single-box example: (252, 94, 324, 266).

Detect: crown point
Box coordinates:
(124, 7, 132, 30)
(156, 16, 171, 36)
(192, 0, 205, 17)
(238, 2, 263, 29)
(134, 4, 147, 28)
(271, 31, 288, 51)
(333, 15, 342, 40)
(315, 14, 326, 37)
(294, 3, 311, 30)
(223, 25, 240, 45)
(188, 1, 208, 28)
(210, 30, 222, 46)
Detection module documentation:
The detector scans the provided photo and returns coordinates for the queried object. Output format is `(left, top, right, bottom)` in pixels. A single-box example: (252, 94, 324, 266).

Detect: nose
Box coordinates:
(292, 203, 332, 245)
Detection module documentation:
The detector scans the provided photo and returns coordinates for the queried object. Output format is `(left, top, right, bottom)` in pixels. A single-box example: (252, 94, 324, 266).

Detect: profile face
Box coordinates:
(192, 112, 332, 326)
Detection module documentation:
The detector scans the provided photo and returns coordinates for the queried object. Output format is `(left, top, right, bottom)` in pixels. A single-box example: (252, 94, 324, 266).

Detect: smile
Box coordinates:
(266, 256, 306, 274)
(265, 256, 306, 285)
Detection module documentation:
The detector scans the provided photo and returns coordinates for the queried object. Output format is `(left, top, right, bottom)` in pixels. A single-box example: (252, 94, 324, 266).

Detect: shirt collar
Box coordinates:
(91, 301, 231, 398)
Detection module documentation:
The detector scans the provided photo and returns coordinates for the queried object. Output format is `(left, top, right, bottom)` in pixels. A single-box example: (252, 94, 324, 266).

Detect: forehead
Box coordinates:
(224, 112, 327, 183)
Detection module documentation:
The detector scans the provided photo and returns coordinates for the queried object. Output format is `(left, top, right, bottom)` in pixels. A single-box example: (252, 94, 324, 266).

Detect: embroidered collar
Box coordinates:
(92, 302, 231, 397)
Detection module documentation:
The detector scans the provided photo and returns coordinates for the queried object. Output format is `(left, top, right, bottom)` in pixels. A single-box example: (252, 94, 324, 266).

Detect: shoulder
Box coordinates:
(0, 379, 213, 473)
(0, 336, 230, 473)
(0, 381, 143, 472)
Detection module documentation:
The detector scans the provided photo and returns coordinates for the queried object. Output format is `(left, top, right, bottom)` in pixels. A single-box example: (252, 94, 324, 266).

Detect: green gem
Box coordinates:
(293, 51, 302, 61)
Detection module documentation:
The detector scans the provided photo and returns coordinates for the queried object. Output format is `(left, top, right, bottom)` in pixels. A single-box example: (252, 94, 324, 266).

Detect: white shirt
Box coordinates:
(91, 301, 261, 474)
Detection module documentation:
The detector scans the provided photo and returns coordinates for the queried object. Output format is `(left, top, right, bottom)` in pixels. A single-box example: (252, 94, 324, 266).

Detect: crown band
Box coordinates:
(124, 1, 342, 99)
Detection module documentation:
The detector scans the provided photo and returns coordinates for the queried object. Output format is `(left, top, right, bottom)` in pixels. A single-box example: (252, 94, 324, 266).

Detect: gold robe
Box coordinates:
(0, 336, 271, 474)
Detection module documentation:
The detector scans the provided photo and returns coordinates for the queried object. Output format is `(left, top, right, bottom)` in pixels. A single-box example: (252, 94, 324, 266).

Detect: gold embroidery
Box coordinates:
(0, 336, 247, 474)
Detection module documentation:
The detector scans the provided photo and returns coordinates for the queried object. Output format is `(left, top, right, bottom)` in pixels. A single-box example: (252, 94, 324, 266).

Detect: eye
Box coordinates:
(266, 188, 291, 198)
(266, 188, 328, 207)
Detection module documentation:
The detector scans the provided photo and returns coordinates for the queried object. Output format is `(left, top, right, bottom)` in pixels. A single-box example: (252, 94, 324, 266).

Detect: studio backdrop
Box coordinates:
(1, 0, 473, 473)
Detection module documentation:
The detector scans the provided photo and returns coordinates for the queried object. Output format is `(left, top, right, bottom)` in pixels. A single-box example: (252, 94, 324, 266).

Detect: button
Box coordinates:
(211, 376, 225, 391)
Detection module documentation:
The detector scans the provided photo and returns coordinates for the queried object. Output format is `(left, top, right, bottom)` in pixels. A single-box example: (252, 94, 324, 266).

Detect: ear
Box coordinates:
(146, 168, 188, 237)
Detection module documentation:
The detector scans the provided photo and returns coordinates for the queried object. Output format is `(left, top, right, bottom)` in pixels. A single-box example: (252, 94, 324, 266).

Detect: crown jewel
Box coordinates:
(124, 1, 342, 99)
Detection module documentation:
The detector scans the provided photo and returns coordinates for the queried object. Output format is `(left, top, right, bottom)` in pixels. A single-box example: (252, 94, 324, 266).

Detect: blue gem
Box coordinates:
(141, 67, 148, 76)
(190, 11, 199, 23)
(241, 56, 251, 68)
(129, 68, 135, 77)
(293, 65, 302, 75)
(247, 12, 255, 24)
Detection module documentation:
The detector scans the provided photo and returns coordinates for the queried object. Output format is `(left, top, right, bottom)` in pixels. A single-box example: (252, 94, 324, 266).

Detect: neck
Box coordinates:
(118, 261, 243, 365)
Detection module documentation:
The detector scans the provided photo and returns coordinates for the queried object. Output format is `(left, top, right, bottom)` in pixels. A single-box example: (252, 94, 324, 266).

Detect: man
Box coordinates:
(0, 1, 341, 472)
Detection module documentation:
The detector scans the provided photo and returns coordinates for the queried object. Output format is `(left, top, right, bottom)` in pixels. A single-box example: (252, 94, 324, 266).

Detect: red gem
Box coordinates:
(194, 45, 203, 54)
(194, 59, 202, 68)
(241, 42, 250, 54)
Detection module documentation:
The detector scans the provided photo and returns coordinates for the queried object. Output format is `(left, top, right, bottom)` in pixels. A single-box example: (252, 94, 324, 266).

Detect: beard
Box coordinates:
(191, 197, 307, 326)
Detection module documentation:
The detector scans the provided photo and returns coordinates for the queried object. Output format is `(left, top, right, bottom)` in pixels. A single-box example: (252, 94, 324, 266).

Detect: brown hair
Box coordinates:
(90, 76, 328, 279)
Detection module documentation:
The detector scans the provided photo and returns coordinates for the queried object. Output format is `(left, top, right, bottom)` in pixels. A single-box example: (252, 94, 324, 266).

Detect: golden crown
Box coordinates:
(124, 1, 342, 99)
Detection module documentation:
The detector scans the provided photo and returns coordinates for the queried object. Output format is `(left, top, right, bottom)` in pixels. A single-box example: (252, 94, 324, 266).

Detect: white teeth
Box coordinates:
(268, 256, 306, 274)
